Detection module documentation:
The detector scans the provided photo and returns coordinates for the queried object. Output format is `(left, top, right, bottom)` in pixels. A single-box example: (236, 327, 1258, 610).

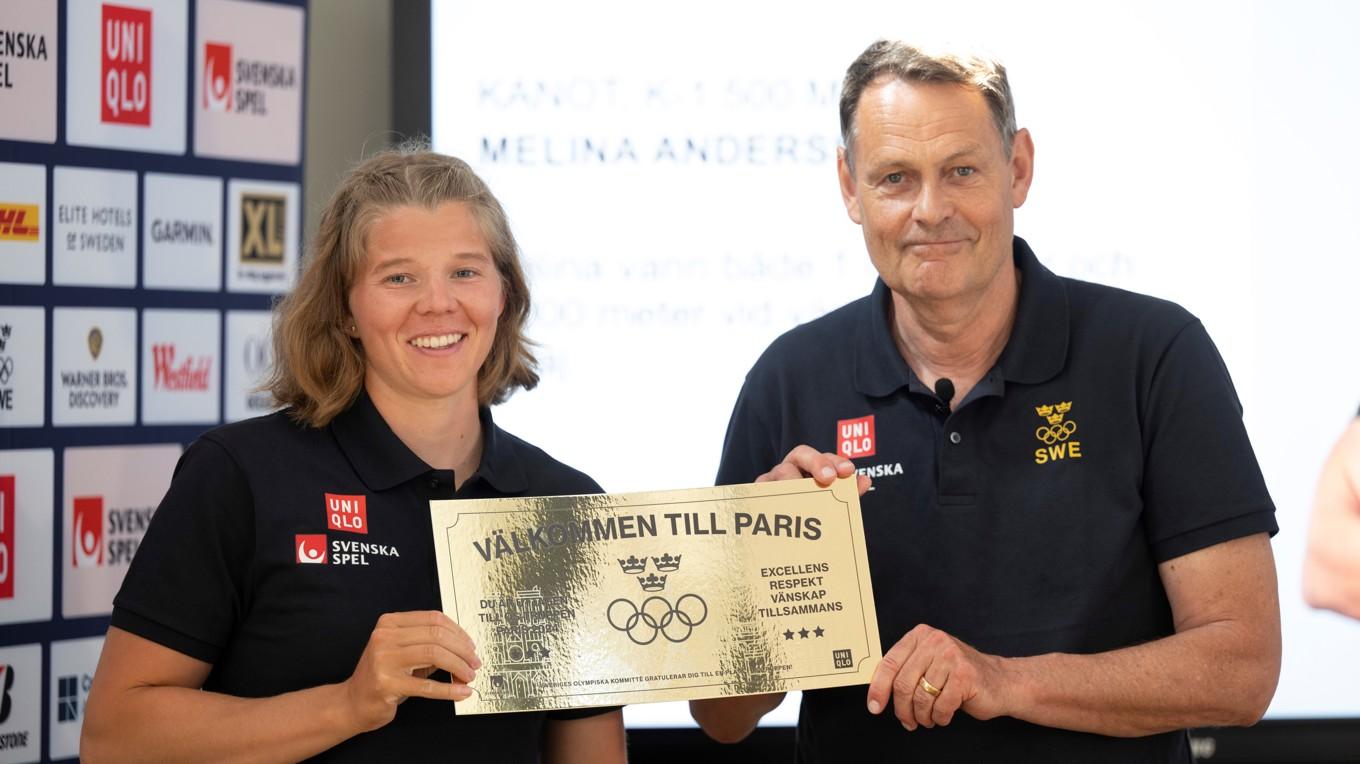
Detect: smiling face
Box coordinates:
(838, 77, 1034, 305)
(348, 202, 505, 414)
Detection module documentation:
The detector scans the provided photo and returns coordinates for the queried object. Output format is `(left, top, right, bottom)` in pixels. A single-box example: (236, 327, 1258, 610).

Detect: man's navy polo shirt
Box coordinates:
(716, 237, 1277, 762)
(113, 392, 612, 761)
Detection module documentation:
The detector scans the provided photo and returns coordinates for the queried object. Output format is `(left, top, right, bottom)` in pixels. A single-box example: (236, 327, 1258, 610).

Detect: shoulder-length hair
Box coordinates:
(265, 147, 538, 427)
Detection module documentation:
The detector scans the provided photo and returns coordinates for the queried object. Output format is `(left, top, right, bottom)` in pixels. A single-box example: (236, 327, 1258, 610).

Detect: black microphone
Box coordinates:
(934, 377, 955, 414)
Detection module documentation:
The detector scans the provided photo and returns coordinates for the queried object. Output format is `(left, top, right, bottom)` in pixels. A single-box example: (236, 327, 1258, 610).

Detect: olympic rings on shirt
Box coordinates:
(1035, 420, 1077, 444)
(606, 594, 709, 645)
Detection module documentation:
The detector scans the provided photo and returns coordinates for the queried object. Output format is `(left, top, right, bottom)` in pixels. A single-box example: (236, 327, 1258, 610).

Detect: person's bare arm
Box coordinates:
(1303, 418, 1360, 618)
(866, 533, 1281, 736)
(541, 709, 627, 763)
(82, 611, 479, 763)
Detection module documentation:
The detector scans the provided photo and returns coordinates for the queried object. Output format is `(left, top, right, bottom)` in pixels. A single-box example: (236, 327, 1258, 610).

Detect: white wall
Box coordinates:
(430, 0, 1360, 724)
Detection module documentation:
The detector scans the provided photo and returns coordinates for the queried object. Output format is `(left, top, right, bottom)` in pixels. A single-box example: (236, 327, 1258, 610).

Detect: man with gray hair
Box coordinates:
(691, 40, 1281, 760)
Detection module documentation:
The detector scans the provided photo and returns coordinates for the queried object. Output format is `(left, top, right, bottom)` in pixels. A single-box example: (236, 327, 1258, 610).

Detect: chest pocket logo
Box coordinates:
(1034, 402, 1083, 464)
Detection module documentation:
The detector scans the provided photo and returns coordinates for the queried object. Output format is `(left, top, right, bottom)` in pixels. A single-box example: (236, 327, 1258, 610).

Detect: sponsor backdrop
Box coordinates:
(0, 0, 306, 760)
(431, 0, 1360, 732)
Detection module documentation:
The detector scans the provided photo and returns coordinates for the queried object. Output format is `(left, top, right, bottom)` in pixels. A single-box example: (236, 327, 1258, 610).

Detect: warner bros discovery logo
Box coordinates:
(101, 3, 153, 126)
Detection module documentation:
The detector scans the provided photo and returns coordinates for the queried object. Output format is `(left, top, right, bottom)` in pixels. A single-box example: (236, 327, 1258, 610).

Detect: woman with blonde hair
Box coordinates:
(82, 149, 626, 762)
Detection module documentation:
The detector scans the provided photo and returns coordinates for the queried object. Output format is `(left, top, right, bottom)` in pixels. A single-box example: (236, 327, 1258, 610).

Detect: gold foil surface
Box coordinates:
(430, 477, 881, 714)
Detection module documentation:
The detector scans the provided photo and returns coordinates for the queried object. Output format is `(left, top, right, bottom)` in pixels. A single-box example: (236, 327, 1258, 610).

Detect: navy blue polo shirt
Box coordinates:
(113, 391, 612, 761)
(716, 237, 1277, 762)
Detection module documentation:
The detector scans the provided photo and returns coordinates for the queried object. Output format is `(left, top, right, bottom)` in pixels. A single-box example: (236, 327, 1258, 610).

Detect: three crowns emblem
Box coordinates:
(652, 553, 681, 572)
(618, 552, 682, 591)
(1034, 401, 1072, 425)
(637, 573, 667, 592)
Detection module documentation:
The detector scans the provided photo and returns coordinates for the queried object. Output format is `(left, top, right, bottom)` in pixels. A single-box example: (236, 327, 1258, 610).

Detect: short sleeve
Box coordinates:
(111, 436, 255, 664)
(1139, 321, 1277, 561)
(715, 372, 781, 486)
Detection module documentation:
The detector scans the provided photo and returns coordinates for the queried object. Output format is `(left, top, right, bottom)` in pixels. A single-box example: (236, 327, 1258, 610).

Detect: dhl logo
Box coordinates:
(0, 205, 40, 241)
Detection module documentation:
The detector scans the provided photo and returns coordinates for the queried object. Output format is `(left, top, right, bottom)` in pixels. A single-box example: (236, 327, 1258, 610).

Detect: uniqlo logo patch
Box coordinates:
(295, 534, 327, 564)
(325, 493, 367, 535)
(0, 475, 14, 599)
(101, 3, 153, 125)
(203, 42, 232, 112)
(837, 415, 876, 458)
(73, 496, 104, 568)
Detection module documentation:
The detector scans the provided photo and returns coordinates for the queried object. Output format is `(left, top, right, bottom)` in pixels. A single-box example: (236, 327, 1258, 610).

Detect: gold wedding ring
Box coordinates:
(918, 676, 943, 697)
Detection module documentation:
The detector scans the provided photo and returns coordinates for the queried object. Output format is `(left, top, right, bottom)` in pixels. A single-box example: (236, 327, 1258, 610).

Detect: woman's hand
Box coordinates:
(342, 610, 483, 732)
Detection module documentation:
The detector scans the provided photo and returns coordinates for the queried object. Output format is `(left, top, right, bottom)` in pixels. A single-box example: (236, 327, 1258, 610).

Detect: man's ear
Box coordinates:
(837, 146, 864, 225)
(1009, 128, 1035, 208)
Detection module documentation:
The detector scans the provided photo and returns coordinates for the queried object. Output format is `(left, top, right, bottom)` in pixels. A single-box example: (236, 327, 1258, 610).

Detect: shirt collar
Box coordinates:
(329, 390, 527, 493)
(471, 406, 528, 494)
(852, 235, 1069, 397)
(996, 236, 1069, 385)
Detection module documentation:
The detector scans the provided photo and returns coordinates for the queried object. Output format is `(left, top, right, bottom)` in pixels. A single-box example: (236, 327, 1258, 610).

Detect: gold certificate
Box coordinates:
(430, 477, 881, 714)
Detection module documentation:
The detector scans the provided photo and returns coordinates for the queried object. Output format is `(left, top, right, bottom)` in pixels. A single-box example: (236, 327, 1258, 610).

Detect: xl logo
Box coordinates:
(100, 3, 153, 126)
(240, 195, 285, 264)
(203, 42, 232, 112)
(0, 475, 13, 599)
(73, 496, 104, 568)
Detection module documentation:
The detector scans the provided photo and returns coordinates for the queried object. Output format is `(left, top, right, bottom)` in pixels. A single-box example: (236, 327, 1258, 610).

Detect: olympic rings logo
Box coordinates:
(1035, 420, 1077, 444)
(607, 594, 708, 645)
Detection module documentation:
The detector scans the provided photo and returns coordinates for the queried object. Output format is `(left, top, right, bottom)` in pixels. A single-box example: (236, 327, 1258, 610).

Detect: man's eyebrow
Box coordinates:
(940, 144, 986, 165)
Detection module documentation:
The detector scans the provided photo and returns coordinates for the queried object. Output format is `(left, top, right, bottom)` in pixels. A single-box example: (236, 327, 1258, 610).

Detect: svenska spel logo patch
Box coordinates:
(295, 534, 326, 564)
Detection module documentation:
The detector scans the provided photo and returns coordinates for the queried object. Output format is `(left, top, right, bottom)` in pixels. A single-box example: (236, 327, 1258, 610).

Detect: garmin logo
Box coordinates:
(149, 219, 213, 245)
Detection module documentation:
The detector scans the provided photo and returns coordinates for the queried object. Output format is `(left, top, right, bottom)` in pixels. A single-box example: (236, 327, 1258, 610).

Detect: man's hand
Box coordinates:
(865, 624, 1013, 731)
(758, 444, 871, 495)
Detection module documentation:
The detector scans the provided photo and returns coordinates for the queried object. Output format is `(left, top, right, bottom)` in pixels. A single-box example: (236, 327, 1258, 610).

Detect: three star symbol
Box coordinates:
(783, 626, 827, 640)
